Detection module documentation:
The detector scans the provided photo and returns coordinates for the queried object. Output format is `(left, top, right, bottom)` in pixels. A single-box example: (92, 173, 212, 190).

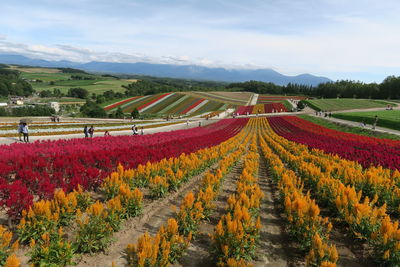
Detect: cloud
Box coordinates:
(0, 0, 400, 82)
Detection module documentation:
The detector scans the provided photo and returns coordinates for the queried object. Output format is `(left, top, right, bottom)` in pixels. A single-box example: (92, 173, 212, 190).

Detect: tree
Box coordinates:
(114, 107, 124, 118)
(131, 108, 140, 119)
(67, 88, 89, 99)
(80, 101, 107, 118)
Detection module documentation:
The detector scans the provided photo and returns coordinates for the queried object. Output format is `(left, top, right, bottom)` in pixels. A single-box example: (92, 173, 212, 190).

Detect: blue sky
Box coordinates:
(0, 0, 400, 82)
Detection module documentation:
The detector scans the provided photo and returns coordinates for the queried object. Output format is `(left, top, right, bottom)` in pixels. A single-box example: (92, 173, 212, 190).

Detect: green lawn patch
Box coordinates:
(304, 99, 393, 111)
(332, 110, 400, 131)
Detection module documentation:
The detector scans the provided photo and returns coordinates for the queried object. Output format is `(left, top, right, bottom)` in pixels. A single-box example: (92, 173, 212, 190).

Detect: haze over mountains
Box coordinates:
(0, 54, 331, 86)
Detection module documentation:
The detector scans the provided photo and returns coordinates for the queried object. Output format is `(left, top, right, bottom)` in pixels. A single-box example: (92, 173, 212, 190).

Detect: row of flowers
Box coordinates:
(263, 117, 400, 266)
(273, 133, 400, 215)
(268, 116, 400, 170)
(259, 118, 338, 267)
(212, 131, 263, 266)
(0, 118, 248, 221)
(125, 120, 255, 266)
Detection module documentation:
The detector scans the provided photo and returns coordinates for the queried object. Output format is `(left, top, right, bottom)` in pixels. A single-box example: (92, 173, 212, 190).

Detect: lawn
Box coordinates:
(332, 110, 400, 131)
(299, 114, 400, 140)
(304, 98, 392, 111)
(15, 68, 133, 95)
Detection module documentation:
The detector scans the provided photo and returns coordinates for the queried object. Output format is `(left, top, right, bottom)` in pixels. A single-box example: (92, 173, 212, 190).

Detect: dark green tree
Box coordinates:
(131, 108, 140, 119)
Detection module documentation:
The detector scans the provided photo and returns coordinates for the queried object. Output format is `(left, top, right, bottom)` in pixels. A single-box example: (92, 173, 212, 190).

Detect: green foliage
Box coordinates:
(114, 107, 124, 118)
(28, 230, 75, 267)
(0, 67, 34, 97)
(333, 110, 400, 131)
(304, 99, 391, 111)
(58, 67, 88, 74)
(80, 100, 107, 118)
(67, 87, 89, 99)
(0, 105, 56, 117)
(131, 108, 139, 119)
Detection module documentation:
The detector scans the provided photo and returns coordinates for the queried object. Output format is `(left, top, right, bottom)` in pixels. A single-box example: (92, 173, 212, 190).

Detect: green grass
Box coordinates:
(304, 99, 393, 111)
(19, 71, 133, 95)
(282, 100, 293, 111)
(332, 110, 400, 131)
(299, 115, 400, 140)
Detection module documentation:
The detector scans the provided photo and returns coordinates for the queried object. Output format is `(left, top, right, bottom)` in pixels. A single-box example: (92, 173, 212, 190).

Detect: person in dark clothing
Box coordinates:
(88, 126, 94, 138)
(84, 125, 89, 138)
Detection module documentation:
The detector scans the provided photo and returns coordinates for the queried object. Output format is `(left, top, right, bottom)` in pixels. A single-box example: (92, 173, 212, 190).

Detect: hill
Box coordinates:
(0, 54, 331, 86)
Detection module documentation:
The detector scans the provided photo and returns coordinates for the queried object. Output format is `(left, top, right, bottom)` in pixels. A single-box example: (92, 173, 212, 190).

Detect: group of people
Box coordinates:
(316, 111, 332, 118)
(83, 125, 95, 138)
(131, 125, 144, 135)
(17, 122, 29, 142)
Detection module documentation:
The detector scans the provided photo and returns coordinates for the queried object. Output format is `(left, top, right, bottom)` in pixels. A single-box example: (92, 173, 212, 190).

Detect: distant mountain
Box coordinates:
(0, 54, 331, 86)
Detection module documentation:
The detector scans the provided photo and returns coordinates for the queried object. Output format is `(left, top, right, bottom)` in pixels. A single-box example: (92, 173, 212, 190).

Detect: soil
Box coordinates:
(175, 158, 245, 267)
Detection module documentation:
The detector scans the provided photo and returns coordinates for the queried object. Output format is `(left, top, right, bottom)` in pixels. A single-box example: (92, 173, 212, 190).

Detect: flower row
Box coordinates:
(212, 131, 263, 266)
(263, 117, 400, 265)
(268, 116, 400, 170)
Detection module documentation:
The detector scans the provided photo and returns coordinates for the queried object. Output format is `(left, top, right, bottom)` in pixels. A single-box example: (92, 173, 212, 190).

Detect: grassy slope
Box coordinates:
(304, 98, 392, 111)
(299, 114, 400, 140)
(19, 70, 132, 95)
(332, 110, 400, 131)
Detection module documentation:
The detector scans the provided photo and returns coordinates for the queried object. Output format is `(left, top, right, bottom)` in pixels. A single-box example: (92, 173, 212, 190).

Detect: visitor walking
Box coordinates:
(104, 131, 110, 136)
(373, 115, 378, 130)
(88, 126, 94, 138)
(22, 123, 29, 143)
(198, 121, 201, 127)
(84, 125, 89, 138)
(132, 124, 138, 135)
(17, 122, 23, 141)
(140, 127, 144, 135)
(186, 119, 189, 126)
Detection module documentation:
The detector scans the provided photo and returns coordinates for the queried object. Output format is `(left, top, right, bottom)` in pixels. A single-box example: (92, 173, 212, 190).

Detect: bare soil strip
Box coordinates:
(175, 158, 245, 267)
(253, 154, 303, 267)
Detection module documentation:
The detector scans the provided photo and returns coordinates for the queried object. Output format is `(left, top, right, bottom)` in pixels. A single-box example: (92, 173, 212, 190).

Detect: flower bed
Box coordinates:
(268, 116, 400, 170)
(0, 118, 248, 219)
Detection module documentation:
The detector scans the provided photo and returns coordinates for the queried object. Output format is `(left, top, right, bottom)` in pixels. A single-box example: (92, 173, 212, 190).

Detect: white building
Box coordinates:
(49, 102, 60, 113)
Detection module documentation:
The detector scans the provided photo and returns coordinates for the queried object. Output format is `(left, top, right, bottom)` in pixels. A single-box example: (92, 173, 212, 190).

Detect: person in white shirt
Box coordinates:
(22, 123, 29, 142)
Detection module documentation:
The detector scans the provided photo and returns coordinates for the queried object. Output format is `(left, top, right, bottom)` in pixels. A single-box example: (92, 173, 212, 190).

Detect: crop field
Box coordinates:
(304, 98, 392, 111)
(105, 93, 234, 116)
(13, 67, 133, 95)
(333, 110, 400, 131)
(257, 94, 306, 104)
(1, 115, 399, 266)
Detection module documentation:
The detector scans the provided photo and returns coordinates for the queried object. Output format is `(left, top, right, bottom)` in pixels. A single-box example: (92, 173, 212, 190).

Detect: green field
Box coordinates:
(17, 69, 133, 95)
(332, 110, 400, 131)
(304, 99, 393, 111)
(299, 114, 400, 140)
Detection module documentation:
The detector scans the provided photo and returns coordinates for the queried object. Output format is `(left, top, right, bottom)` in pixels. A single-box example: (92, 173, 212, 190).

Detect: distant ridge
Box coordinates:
(0, 54, 331, 86)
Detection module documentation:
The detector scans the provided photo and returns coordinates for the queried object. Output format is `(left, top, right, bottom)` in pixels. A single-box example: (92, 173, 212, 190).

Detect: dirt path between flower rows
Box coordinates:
(253, 155, 302, 267)
(175, 157, 245, 267)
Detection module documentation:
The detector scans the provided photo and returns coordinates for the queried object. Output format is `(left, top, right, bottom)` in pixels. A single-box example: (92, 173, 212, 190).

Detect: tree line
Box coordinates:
(227, 76, 400, 99)
(0, 68, 34, 97)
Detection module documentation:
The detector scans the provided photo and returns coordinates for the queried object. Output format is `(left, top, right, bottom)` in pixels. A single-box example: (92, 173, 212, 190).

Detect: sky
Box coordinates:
(0, 0, 400, 82)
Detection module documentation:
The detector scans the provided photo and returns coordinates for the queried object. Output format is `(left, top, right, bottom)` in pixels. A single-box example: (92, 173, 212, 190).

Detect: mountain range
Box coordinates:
(0, 54, 331, 86)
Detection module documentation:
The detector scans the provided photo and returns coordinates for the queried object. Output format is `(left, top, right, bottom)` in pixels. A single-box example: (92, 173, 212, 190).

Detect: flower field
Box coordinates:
(103, 93, 232, 116)
(1, 116, 399, 266)
(268, 116, 400, 170)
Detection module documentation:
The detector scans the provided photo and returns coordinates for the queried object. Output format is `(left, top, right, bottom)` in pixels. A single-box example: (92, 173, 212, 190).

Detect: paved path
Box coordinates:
(249, 93, 259, 105)
(309, 114, 400, 137)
